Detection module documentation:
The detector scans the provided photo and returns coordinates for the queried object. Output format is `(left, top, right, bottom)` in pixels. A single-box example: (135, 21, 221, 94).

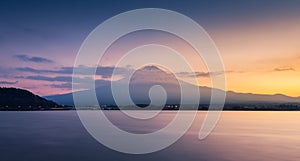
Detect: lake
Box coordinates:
(0, 111, 299, 161)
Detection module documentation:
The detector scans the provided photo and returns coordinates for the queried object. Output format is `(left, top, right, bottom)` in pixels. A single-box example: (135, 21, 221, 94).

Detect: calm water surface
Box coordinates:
(0, 111, 299, 161)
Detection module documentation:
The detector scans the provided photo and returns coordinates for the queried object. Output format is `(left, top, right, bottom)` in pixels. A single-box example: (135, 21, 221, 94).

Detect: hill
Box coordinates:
(0, 87, 63, 110)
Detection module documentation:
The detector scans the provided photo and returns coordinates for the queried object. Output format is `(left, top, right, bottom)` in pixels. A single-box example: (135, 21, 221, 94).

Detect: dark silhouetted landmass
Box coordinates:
(0, 87, 68, 110)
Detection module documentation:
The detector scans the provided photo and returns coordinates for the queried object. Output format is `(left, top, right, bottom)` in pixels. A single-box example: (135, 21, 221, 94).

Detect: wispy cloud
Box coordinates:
(178, 71, 210, 78)
(16, 66, 132, 78)
(273, 67, 295, 72)
(24, 75, 72, 82)
(225, 70, 245, 74)
(19, 75, 96, 83)
(14, 54, 53, 63)
(49, 79, 110, 90)
(0, 81, 18, 85)
(177, 70, 243, 78)
(19, 75, 89, 82)
(16, 67, 66, 74)
(49, 83, 72, 89)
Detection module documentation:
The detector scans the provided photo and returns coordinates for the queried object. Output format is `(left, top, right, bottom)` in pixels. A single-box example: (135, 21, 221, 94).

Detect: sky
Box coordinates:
(0, 0, 300, 96)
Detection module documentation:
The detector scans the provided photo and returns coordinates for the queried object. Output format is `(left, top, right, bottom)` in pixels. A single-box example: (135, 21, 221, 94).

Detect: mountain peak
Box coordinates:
(141, 65, 162, 71)
(129, 65, 178, 85)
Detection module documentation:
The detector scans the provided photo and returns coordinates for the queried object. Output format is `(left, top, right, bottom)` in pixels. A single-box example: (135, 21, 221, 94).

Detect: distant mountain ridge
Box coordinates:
(45, 66, 300, 107)
(0, 87, 61, 110)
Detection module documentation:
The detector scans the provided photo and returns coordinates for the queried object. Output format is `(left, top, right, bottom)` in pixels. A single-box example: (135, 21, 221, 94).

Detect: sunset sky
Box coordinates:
(0, 0, 300, 97)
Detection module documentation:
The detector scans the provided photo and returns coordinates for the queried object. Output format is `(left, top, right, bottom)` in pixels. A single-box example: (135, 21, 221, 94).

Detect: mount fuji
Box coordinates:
(45, 66, 300, 106)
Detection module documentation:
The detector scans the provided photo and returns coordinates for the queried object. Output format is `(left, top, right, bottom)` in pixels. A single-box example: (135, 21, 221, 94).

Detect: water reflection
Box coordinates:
(0, 111, 299, 161)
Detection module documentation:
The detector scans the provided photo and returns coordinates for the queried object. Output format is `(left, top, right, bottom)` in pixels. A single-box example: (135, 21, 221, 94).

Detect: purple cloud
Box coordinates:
(14, 54, 53, 63)
(0, 80, 18, 85)
(16, 66, 132, 78)
(50, 83, 72, 89)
